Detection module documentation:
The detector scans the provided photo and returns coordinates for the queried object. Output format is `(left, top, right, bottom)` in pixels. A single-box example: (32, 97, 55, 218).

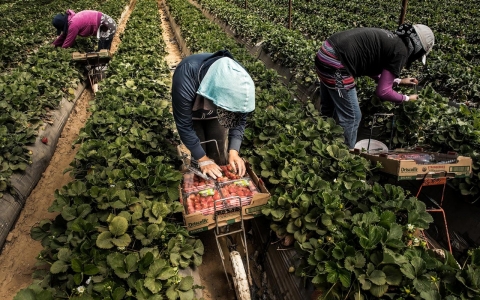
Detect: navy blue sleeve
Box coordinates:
(172, 52, 248, 158)
(228, 114, 247, 152)
(171, 62, 206, 160)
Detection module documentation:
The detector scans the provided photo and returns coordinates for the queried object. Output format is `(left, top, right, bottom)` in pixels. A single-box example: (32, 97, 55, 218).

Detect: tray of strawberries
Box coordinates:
(219, 178, 259, 207)
(183, 165, 250, 192)
(184, 187, 225, 215)
(181, 164, 260, 215)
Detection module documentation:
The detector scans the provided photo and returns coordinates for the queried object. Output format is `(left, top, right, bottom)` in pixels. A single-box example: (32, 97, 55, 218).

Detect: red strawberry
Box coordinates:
(41, 137, 48, 144)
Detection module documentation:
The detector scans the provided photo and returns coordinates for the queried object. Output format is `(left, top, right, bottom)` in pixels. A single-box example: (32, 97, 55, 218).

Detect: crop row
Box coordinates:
(0, 0, 129, 200)
(225, 0, 480, 103)
(15, 0, 203, 299)
(228, 0, 480, 45)
(166, 0, 480, 299)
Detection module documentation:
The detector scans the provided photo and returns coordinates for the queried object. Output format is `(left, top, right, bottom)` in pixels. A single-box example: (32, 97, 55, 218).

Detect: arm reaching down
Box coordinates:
(375, 69, 418, 103)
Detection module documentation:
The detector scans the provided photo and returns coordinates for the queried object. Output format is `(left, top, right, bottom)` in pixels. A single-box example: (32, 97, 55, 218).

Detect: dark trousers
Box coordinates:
(192, 119, 228, 165)
(98, 38, 113, 51)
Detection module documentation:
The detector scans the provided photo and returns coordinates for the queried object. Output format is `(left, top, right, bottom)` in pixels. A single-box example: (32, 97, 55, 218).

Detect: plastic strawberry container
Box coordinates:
(183, 187, 225, 215)
(182, 172, 215, 193)
(218, 178, 259, 208)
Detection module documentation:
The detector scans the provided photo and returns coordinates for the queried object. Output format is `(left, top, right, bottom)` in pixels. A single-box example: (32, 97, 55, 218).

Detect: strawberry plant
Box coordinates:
(15, 1, 204, 299)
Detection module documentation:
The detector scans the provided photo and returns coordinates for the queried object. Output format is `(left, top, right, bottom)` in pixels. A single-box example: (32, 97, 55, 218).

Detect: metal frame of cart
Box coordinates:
(355, 113, 472, 254)
(72, 50, 112, 94)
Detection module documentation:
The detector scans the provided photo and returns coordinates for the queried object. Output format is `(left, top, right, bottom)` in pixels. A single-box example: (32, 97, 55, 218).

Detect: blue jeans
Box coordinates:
(320, 81, 361, 149)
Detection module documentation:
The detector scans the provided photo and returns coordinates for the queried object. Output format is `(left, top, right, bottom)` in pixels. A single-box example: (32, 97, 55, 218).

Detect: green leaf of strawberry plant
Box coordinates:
(50, 260, 68, 274)
(109, 216, 129, 236)
(96, 232, 114, 249)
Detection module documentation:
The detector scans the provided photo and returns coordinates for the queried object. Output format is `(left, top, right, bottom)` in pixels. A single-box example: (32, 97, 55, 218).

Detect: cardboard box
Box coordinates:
(179, 163, 270, 234)
(86, 50, 111, 58)
(72, 52, 87, 61)
(355, 149, 472, 180)
(72, 50, 111, 62)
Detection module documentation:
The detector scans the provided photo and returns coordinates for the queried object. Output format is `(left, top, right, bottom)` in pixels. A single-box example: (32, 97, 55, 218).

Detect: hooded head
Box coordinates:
(197, 57, 255, 128)
(396, 23, 435, 67)
(412, 24, 435, 64)
(52, 13, 68, 35)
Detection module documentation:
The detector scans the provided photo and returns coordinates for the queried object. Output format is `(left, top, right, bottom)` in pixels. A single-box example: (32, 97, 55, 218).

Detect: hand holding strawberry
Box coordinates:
(219, 165, 241, 180)
(228, 149, 246, 177)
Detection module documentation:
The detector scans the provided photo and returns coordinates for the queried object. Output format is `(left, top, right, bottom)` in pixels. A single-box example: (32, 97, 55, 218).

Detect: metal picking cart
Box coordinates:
(178, 140, 253, 300)
(72, 50, 112, 93)
(354, 113, 472, 254)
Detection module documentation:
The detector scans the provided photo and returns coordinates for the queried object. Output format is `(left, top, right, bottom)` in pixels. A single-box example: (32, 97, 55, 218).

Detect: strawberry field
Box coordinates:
(1, 0, 480, 300)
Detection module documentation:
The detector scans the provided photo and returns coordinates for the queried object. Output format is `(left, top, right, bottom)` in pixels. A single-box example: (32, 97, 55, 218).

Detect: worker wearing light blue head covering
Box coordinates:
(197, 57, 255, 114)
(171, 50, 255, 179)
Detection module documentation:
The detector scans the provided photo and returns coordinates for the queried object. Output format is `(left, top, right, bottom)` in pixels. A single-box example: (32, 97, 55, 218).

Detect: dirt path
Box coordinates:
(158, 1, 182, 70)
(110, 1, 136, 55)
(0, 90, 92, 300)
(0, 2, 135, 299)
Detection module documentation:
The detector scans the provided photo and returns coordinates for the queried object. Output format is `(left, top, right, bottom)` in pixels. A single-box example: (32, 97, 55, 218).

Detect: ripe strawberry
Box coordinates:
(41, 137, 48, 144)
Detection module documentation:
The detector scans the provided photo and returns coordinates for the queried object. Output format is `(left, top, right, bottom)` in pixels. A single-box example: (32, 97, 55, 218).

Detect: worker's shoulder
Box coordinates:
(177, 53, 212, 69)
(183, 53, 213, 62)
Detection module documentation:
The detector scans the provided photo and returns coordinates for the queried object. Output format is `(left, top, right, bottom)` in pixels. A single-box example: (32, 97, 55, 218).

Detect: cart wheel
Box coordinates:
(230, 251, 251, 300)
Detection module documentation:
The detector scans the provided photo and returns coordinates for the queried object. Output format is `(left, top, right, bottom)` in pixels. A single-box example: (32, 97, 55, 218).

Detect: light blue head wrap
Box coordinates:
(197, 57, 255, 113)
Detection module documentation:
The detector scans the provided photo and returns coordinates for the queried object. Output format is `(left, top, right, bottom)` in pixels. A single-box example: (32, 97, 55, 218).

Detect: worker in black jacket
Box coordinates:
(171, 50, 255, 179)
(315, 24, 435, 149)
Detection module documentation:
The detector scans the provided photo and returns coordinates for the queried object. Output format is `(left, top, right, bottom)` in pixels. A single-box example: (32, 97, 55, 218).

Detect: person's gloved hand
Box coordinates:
(198, 156, 222, 179)
(408, 94, 419, 101)
(228, 150, 246, 177)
